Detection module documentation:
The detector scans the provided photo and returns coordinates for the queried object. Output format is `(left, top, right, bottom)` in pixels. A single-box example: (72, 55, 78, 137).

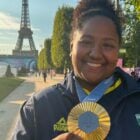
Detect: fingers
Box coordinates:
(66, 133, 83, 140)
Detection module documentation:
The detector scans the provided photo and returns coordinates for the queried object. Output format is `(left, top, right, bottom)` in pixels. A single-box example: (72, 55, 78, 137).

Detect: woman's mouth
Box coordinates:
(87, 62, 102, 67)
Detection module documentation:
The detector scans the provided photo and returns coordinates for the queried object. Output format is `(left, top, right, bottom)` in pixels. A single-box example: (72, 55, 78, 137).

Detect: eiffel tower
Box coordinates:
(13, 0, 38, 56)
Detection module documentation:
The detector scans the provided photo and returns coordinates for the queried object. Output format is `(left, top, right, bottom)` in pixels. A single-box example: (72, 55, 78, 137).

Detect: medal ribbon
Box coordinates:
(75, 76, 114, 102)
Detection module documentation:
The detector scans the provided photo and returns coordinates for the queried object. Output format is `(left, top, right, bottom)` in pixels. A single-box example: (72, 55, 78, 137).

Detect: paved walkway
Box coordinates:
(0, 74, 64, 140)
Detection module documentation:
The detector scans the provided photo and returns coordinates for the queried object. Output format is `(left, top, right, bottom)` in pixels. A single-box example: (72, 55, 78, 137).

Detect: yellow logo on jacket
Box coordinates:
(53, 117, 68, 132)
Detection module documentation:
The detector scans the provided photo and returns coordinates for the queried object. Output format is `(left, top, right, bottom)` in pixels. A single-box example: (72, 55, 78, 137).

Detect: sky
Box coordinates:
(0, 0, 78, 54)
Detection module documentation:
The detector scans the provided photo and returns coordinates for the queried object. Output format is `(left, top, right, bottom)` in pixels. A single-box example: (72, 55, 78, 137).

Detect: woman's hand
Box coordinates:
(52, 132, 83, 140)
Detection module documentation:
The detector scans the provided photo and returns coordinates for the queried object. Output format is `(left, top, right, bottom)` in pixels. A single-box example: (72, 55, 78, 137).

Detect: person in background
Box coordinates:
(12, 0, 140, 140)
(42, 71, 47, 82)
(64, 69, 68, 79)
(131, 70, 137, 79)
(64, 68, 70, 79)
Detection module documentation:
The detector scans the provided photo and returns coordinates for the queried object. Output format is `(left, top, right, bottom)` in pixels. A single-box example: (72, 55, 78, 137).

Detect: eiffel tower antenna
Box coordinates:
(13, 0, 38, 56)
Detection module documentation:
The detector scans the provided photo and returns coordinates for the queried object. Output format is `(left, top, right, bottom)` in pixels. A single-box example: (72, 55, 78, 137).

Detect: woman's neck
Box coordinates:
(76, 77, 98, 92)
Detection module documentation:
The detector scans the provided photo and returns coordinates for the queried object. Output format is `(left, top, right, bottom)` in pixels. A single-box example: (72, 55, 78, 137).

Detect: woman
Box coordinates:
(12, 0, 140, 140)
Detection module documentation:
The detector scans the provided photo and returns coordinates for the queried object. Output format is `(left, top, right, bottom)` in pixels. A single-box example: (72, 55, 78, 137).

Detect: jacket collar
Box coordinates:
(99, 67, 140, 112)
(63, 67, 140, 96)
(61, 67, 140, 112)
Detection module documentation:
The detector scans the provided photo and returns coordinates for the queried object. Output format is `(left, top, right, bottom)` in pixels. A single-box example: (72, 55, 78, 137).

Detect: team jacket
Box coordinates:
(12, 67, 140, 140)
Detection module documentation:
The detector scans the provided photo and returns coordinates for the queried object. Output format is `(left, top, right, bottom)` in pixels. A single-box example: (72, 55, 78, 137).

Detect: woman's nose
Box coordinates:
(89, 45, 102, 59)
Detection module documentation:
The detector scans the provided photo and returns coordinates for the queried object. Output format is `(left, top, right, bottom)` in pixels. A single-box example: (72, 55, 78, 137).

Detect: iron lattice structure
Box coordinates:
(13, 0, 38, 56)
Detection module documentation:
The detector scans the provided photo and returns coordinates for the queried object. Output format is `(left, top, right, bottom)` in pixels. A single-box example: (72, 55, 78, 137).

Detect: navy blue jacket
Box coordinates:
(12, 67, 140, 140)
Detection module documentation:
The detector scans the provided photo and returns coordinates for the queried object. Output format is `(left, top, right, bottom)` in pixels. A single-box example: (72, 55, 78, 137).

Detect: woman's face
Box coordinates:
(71, 16, 120, 87)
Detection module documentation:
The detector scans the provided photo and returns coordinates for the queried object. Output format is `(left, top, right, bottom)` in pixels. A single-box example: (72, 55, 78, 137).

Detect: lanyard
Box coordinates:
(75, 76, 114, 102)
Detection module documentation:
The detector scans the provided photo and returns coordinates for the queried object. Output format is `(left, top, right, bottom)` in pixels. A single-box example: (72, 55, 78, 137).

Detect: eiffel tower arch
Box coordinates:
(13, 0, 38, 57)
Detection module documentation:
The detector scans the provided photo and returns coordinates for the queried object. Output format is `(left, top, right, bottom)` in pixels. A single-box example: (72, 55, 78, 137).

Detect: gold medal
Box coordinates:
(67, 102, 110, 140)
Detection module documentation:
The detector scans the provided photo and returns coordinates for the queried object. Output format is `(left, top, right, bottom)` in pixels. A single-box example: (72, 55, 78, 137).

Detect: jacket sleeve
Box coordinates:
(12, 96, 36, 140)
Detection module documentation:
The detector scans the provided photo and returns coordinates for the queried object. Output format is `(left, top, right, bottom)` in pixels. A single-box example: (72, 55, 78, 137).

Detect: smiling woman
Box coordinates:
(71, 16, 119, 89)
(12, 0, 140, 140)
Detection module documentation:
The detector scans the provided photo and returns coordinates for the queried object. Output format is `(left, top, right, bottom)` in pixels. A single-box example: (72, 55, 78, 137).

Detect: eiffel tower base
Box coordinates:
(13, 50, 38, 57)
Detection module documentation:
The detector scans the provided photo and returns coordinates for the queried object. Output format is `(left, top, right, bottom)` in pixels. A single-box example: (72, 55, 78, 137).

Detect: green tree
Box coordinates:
(37, 47, 47, 70)
(127, 0, 140, 18)
(122, 0, 140, 67)
(5, 65, 14, 77)
(51, 6, 73, 72)
(44, 38, 53, 69)
(17, 67, 29, 76)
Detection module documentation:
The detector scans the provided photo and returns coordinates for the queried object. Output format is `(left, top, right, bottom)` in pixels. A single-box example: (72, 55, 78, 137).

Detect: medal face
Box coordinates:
(78, 111, 99, 133)
(67, 102, 110, 140)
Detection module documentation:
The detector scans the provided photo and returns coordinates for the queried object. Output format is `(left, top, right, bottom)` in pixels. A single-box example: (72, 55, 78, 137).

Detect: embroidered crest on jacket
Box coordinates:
(53, 117, 68, 132)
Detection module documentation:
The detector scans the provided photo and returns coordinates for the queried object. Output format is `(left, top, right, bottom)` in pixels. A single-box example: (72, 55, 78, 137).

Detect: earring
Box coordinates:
(69, 52, 72, 57)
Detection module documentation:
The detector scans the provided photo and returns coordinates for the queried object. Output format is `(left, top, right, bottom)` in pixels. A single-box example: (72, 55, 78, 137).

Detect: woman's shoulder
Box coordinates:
(21, 83, 67, 111)
(33, 84, 65, 101)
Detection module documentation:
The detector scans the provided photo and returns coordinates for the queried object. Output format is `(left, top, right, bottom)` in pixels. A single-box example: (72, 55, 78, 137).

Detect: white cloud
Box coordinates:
(0, 42, 15, 47)
(0, 30, 17, 36)
(0, 36, 10, 40)
(0, 12, 40, 32)
(0, 43, 15, 54)
(0, 12, 20, 30)
(31, 26, 40, 31)
(0, 12, 41, 54)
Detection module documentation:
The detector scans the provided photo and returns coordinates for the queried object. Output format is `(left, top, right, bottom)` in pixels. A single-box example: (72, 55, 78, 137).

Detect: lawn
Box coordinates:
(0, 77, 24, 102)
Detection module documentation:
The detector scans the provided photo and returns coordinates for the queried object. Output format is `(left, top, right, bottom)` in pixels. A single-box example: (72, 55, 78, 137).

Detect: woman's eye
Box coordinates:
(79, 40, 92, 46)
(103, 43, 115, 50)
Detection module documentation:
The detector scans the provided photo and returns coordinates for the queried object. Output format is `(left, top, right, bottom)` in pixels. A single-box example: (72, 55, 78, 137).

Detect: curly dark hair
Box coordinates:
(71, 0, 122, 43)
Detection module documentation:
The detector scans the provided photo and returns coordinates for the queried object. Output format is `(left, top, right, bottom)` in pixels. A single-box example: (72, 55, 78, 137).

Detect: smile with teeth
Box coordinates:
(87, 63, 101, 67)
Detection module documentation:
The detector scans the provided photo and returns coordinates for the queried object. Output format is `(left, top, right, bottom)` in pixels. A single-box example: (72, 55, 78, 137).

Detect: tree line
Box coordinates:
(121, 0, 140, 67)
(37, 6, 73, 73)
(38, 1, 140, 74)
